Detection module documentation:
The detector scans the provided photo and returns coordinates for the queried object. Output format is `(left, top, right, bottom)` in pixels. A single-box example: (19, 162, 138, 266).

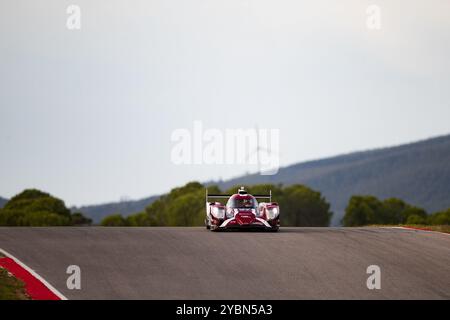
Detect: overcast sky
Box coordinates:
(1, 0, 450, 206)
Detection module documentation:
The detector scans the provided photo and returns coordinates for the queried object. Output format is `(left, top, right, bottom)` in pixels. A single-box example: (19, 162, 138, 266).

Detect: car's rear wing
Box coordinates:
(206, 188, 272, 203)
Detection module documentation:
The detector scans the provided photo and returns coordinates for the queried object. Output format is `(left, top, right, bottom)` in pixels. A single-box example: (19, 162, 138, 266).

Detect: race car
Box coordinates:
(205, 187, 280, 231)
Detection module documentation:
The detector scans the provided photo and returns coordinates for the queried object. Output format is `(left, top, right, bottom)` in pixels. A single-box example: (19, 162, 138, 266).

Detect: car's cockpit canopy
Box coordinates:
(226, 195, 258, 209)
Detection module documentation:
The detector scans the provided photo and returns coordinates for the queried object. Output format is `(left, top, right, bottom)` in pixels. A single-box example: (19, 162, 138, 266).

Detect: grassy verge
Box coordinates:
(0, 266, 30, 300)
(0, 252, 30, 300)
(369, 224, 450, 234)
(399, 225, 450, 233)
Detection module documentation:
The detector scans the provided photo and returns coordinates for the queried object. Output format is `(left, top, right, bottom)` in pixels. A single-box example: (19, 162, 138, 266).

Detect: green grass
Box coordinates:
(399, 224, 450, 233)
(0, 266, 30, 300)
(368, 224, 450, 234)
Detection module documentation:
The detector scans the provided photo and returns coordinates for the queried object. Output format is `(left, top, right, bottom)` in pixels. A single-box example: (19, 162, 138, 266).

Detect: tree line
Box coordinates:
(101, 182, 333, 227)
(0, 189, 91, 226)
(1, 185, 448, 227)
(342, 195, 450, 226)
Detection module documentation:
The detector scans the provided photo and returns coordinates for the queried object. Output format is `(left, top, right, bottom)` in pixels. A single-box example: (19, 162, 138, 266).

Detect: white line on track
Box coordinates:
(389, 226, 450, 236)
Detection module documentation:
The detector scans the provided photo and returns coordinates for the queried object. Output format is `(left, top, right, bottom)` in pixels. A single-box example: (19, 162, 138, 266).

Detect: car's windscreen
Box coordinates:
(227, 197, 257, 208)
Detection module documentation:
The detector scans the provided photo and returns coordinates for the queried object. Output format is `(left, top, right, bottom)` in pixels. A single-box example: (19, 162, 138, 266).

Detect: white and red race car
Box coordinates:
(205, 187, 280, 231)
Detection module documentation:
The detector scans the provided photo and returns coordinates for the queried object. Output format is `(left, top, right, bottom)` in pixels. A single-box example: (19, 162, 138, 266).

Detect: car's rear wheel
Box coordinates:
(205, 218, 210, 229)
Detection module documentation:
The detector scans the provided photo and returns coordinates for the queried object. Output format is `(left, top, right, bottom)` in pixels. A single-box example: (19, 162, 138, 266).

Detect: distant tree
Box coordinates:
(343, 195, 433, 226)
(101, 214, 127, 226)
(137, 181, 207, 227)
(428, 208, 450, 225)
(225, 184, 331, 226)
(0, 189, 72, 226)
(401, 207, 427, 224)
(280, 185, 332, 227)
(0, 209, 27, 226)
(166, 192, 204, 226)
(70, 212, 92, 226)
(25, 211, 70, 226)
(166, 182, 204, 200)
(6, 189, 50, 203)
(381, 198, 409, 224)
(126, 212, 152, 226)
(4, 189, 71, 217)
(406, 214, 427, 225)
(145, 198, 168, 226)
(381, 199, 428, 224)
(342, 196, 383, 226)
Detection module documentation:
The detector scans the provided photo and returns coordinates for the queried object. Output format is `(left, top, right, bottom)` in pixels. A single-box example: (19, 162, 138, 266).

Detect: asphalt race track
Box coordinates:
(0, 227, 449, 299)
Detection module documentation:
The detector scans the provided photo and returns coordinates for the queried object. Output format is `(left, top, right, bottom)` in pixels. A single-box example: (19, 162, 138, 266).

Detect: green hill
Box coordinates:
(70, 134, 450, 226)
(0, 197, 7, 209)
(74, 195, 159, 224)
(212, 134, 450, 225)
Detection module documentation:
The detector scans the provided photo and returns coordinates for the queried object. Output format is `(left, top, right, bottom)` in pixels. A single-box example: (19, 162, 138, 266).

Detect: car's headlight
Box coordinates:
(267, 207, 279, 219)
(211, 207, 225, 219)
